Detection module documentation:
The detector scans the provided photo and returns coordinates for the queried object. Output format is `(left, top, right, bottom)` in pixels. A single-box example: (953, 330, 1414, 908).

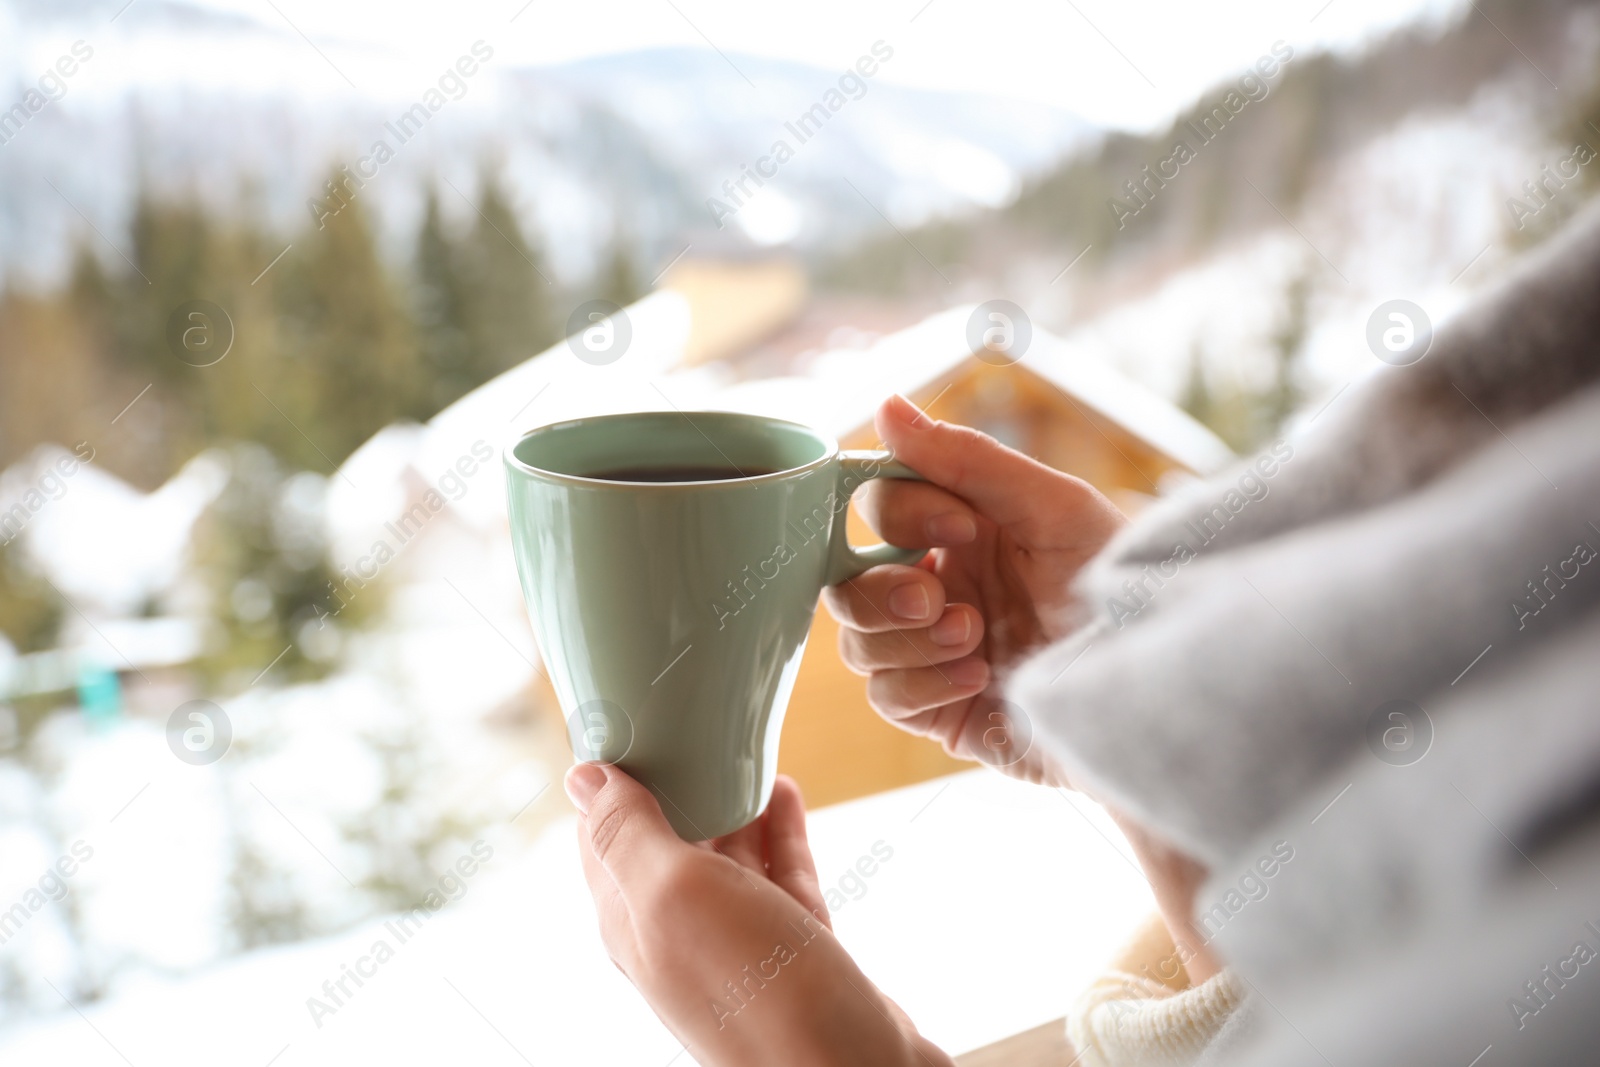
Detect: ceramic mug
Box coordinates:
(505, 410, 925, 839)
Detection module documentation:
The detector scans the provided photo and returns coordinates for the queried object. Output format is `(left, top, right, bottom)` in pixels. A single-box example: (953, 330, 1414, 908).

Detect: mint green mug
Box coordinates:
(505, 410, 924, 839)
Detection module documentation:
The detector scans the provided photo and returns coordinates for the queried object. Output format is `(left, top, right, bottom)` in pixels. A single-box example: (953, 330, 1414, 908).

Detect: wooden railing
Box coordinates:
(954, 1018, 1074, 1066)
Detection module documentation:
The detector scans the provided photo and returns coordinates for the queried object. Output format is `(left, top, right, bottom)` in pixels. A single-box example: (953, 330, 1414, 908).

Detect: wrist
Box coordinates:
(1106, 809, 1222, 984)
(902, 1032, 957, 1067)
(690, 943, 950, 1067)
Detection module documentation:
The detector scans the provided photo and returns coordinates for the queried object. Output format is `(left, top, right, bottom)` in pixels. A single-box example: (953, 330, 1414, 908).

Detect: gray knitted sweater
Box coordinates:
(1012, 199, 1600, 1065)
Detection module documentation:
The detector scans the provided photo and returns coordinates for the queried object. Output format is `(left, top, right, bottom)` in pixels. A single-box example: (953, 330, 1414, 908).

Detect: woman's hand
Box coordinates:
(567, 763, 954, 1067)
(823, 395, 1126, 785)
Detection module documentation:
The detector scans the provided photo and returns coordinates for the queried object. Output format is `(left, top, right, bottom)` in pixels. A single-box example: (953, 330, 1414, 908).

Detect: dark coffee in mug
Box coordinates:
(585, 465, 781, 483)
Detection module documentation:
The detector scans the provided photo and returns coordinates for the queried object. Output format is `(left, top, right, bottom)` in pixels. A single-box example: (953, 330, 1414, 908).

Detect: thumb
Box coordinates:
(566, 763, 683, 887)
(875, 394, 1110, 536)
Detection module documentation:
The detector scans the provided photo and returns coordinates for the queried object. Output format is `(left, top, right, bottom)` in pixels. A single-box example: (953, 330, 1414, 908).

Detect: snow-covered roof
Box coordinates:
(1, 446, 227, 618)
(1022, 327, 1235, 475)
(395, 298, 1232, 542)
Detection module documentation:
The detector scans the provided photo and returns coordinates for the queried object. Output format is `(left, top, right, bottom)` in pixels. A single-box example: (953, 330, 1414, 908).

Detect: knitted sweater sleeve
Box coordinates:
(1066, 915, 1245, 1067)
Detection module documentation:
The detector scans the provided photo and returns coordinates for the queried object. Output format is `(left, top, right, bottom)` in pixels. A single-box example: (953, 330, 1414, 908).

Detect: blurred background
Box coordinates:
(1, 0, 1598, 1060)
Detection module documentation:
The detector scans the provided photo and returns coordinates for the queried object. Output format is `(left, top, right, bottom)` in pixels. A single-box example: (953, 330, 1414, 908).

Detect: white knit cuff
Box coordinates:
(1066, 921, 1246, 1067)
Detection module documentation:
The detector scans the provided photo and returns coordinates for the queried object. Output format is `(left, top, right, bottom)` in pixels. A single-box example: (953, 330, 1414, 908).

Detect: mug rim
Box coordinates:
(503, 409, 840, 489)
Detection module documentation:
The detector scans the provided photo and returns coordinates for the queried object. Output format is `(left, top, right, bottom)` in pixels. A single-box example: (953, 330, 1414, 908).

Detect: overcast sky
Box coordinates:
(4, 0, 1471, 129)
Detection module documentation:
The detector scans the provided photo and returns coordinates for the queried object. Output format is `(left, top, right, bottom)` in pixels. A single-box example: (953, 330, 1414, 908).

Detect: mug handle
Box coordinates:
(824, 450, 930, 585)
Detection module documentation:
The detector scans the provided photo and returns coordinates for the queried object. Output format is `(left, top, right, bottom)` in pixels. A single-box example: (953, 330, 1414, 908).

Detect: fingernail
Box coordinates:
(889, 583, 931, 621)
(565, 763, 606, 815)
(926, 512, 976, 545)
(886, 393, 928, 428)
(949, 658, 988, 687)
(930, 610, 970, 646)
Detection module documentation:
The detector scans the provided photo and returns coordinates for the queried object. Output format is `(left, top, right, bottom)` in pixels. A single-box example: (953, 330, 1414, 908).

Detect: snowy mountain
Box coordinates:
(0, 0, 1094, 285)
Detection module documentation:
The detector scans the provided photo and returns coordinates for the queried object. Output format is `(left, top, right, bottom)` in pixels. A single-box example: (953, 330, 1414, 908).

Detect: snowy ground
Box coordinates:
(0, 769, 1155, 1065)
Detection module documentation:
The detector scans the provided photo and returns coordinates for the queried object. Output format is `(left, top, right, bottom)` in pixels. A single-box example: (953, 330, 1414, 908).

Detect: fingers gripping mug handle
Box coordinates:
(824, 450, 929, 585)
